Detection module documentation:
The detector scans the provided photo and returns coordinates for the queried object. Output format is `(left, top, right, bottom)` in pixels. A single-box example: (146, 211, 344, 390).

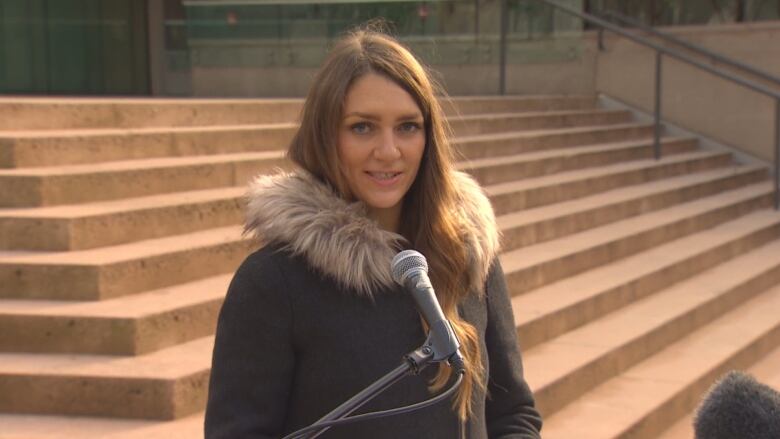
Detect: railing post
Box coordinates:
(654, 51, 663, 160)
(775, 98, 780, 210)
(499, 0, 509, 95)
(598, 27, 605, 51)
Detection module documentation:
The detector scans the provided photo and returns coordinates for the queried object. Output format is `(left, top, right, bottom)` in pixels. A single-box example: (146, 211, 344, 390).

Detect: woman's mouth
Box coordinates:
(366, 171, 402, 185)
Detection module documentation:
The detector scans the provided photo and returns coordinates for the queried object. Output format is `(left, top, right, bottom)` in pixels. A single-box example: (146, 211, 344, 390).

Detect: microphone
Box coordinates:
(391, 250, 464, 372)
(693, 370, 780, 439)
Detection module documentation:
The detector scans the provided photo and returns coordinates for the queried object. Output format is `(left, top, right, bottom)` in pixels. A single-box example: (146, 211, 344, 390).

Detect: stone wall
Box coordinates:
(595, 21, 780, 163)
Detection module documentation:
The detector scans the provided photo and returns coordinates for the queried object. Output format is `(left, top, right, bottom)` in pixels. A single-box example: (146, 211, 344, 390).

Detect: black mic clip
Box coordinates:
(404, 319, 465, 376)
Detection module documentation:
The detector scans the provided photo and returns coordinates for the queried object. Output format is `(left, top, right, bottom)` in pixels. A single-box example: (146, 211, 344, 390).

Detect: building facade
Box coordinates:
(1, 0, 778, 96)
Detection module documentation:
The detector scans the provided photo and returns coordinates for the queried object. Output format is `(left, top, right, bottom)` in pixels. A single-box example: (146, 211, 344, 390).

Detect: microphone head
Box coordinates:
(693, 370, 780, 439)
(391, 250, 428, 285)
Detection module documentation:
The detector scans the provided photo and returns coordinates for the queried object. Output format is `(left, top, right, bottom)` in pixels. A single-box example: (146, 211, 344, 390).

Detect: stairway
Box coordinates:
(0, 95, 778, 438)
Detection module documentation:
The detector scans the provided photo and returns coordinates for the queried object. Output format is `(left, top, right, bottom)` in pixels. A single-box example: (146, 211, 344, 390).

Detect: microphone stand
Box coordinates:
(299, 320, 462, 439)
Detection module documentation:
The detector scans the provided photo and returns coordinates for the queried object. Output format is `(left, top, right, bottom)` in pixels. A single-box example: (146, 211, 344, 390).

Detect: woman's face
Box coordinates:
(337, 72, 426, 230)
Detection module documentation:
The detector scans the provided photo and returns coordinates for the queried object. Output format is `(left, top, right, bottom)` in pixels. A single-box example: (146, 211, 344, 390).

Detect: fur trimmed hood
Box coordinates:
(244, 170, 499, 296)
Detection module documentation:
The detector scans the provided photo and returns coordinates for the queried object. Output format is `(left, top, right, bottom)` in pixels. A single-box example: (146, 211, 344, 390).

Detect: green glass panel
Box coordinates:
(0, 0, 148, 95)
(46, 0, 90, 93)
(588, 0, 780, 25)
(0, 0, 48, 93)
(103, 0, 136, 94)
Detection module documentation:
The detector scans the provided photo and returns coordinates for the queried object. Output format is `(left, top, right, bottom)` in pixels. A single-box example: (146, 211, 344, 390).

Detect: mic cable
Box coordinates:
(281, 371, 464, 439)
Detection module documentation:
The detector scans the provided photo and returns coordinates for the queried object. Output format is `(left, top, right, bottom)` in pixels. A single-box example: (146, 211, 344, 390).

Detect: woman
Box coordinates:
(205, 26, 542, 439)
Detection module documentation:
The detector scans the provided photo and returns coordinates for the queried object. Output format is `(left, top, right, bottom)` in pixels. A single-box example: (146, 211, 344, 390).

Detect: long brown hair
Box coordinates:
(287, 24, 485, 421)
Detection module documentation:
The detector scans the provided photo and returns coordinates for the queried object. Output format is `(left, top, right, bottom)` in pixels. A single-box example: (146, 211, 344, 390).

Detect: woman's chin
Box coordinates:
(365, 198, 403, 210)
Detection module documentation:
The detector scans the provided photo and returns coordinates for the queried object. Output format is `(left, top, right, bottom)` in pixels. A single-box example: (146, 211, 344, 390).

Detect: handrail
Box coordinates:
(601, 10, 780, 88)
(527, 1, 780, 100)
(513, 0, 780, 210)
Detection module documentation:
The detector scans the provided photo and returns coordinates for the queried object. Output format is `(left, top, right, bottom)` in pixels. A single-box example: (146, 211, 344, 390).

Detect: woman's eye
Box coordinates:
(350, 122, 372, 134)
(398, 122, 422, 133)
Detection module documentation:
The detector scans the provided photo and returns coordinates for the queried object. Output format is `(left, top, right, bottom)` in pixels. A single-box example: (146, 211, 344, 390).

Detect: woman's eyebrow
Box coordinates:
(397, 113, 424, 121)
(343, 111, 423, 121)
(343, 112, 379, 120)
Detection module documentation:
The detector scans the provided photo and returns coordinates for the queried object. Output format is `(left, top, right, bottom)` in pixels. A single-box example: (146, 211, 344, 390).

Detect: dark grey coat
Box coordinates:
(204, 171, 542, 438)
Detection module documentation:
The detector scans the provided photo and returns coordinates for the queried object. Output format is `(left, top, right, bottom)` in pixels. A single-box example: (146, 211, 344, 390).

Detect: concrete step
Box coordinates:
(0, 95, 595, 131)
(487, 150, 736, 216)
(512, 185, 776, 350)
(0, 156, 747, 301)
(0, 123, 296, 169)
(461, 136, 697, 186)
(0, 108, 622, 169)
(0, 124, 655, 208)
(442, 95, 596, 116)
(454, 123, 654, 160)
(0, 336, 214, 420)
(0, 97, 305, 131)
(500, 180, 778, 297)
(0, 151, 288, 208)
(4, 212, 778, 422)
(1, 93, 774, 431)
(539, 269, 780, 439)
(449, 108, 631, 137)
(0, 274, 230, 355)
(1, 181, 771, 356)
(0, 412, 205, 439)
(526, 234, 780, 423)
(0, 137, 695, 252)
(0, 226, 254, 301)
(499, 169, 769, 251)
(0, 187, 246, 251)
(658, 342, 780, 439)
(1, 185, 772, 358)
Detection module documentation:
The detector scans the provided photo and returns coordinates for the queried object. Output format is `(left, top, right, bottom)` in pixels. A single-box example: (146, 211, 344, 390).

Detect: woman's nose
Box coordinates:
(373, 129, 402, 160)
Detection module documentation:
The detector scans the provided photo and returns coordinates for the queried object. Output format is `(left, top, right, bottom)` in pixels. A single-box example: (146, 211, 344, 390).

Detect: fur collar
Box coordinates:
(244, 170, 499, 296)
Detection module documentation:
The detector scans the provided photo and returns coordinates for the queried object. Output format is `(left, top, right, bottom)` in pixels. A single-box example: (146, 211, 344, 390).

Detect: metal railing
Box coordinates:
(601, 9, 780, 89)
(499, 0, 780, 210)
